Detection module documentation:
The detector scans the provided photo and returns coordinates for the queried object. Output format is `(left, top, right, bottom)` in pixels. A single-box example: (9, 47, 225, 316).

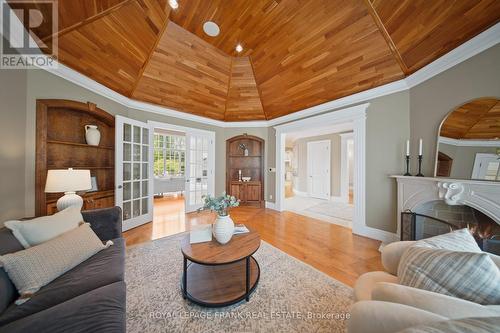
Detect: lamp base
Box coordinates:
(56, 191, 84, 211)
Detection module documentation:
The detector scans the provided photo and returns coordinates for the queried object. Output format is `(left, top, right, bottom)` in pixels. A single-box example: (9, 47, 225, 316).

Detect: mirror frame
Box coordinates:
(433, 96, 500, 180)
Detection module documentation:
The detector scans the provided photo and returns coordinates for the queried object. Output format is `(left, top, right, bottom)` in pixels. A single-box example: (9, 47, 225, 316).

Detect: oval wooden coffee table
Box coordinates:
(180, 228, 261, 307)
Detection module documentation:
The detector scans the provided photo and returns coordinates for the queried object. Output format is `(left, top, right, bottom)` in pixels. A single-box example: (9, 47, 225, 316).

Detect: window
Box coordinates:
(153, 133, 185, 177)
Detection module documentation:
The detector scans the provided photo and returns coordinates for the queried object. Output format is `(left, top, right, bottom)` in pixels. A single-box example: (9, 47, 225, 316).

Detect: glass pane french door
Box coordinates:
(185, 132, 214, 213)
(115, 116, 152, 231)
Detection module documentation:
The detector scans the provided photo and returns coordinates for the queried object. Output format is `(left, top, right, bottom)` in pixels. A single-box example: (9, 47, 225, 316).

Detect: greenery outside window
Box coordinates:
(154, 133, 185, 177)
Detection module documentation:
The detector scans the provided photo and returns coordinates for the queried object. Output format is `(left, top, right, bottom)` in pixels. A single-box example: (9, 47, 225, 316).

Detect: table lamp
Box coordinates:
(45, 168, 92, 211)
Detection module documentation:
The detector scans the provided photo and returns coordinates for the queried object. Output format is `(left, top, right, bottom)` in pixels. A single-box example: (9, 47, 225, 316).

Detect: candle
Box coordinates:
(419, 138, 423, 156)
(406, 140, 410, 156)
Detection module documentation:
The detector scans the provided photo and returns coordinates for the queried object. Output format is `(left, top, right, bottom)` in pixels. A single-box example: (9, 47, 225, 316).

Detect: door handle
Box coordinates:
(117, 185, 123, 189)
(186, 179, 190, 183)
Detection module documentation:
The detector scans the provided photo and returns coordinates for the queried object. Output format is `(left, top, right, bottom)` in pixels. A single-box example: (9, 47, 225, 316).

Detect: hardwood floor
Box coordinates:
(123, 196, 384, 287)
(284, 181, 294, 198)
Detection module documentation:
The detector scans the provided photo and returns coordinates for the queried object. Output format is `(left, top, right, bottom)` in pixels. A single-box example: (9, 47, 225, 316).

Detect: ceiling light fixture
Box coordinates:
(203, 21, 220, 37)
(168, 0, 178, 10)
(235, 44, 243, 53)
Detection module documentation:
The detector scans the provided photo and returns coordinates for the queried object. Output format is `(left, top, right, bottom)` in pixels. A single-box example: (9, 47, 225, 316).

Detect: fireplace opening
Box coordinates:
(401, 200, 500, 255)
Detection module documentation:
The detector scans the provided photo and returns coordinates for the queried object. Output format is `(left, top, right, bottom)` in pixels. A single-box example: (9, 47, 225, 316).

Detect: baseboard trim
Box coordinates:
(265, 201, 277, 210)
(330, 196, 348, 203)
(292, 189, 308, 197)
(352, 225, 399, 244)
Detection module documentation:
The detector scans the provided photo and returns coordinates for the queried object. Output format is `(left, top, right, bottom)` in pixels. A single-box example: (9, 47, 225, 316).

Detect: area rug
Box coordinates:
(306, 202, 354, 221)
(125, 233, 353, 332)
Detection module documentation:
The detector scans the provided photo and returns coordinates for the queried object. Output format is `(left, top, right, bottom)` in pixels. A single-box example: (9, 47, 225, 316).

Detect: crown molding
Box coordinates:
(3, 2, 498, 128)
(438, 136, 500, 147)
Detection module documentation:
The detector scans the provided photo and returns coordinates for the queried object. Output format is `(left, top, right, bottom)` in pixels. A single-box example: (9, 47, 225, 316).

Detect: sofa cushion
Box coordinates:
(0, 223, 113, 305)
(4, 206, 83, 248)
(353, 271, 398, 301)
(0, 281, 126, 333)
(398, 316, 500, 333)
(0, 228, 23, 315)
(348, 301, 447, 333)
(372, 282, 500, 319)
(0, 238, 124, 326)
(398, 247, 500, 305)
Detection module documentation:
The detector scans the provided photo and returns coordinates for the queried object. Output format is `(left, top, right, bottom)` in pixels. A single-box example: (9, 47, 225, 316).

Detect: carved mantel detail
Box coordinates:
(391, 176, 500, 239)
(438, 182, 465, 205)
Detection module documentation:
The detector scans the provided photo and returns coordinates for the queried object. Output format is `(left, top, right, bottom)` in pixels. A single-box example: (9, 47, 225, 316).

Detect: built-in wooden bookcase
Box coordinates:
(226, 135, 264, 207)
(35, 100, 115, 216)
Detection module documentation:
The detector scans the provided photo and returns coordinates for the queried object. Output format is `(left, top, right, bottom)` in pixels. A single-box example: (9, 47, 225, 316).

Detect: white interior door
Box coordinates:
(307, 140, 331, 200)
(115, 116, 153, 231)
(472, 153, 500, 180)
(185, 131, 215, 213)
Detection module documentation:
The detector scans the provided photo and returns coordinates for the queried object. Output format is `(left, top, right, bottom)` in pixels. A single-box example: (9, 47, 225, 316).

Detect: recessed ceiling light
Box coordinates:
(203, 21, 220, 37)
(168, 0, 178, 9)
(235, 44, 243, 53)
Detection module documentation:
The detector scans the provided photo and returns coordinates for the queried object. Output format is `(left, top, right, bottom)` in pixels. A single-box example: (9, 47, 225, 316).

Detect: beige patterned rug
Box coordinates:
(125, 233, 353, 333)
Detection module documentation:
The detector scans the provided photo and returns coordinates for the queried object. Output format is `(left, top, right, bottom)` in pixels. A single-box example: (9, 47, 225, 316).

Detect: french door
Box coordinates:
(185, 131, 215, 213)
(115, 116, 153, 231)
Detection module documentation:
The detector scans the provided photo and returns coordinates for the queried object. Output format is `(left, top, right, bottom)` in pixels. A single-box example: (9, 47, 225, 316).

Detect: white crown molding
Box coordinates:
(439, 136, 500, 147)
(274, 103, 369, 131)
(3, 2, 498, 128)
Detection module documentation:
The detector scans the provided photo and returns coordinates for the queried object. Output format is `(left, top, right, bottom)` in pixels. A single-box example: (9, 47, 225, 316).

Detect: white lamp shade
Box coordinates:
(45, 169, 92, 193)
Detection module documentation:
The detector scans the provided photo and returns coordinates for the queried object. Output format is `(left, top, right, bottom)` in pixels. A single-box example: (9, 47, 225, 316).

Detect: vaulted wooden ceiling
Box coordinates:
(441, 98, 500, 140)
(9, 0, 500, 121)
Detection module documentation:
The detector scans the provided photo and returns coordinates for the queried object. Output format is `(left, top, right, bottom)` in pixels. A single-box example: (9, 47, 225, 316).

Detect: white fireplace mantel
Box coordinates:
(391, 175, 500, 237)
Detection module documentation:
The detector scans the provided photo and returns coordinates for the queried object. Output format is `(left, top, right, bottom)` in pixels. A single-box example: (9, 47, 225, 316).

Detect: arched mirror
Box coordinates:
(435, 98, 500, 181)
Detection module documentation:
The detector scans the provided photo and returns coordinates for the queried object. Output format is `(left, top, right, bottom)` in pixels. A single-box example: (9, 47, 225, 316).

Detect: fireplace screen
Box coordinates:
(401, 212, 500, 255)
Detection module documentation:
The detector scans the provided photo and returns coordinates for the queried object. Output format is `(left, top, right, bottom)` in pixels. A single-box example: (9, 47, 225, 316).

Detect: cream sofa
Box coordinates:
(348, 240, 500, 333)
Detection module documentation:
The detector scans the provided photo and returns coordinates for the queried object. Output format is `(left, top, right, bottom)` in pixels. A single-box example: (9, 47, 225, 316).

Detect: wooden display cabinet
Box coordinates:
(35, 99, 115, 216)
(226, 135, 264, 207)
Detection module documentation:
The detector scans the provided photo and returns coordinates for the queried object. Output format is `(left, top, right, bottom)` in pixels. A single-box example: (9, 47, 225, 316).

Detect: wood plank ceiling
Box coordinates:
(441, 98, 500, 140)
(9, 0, 500, 121)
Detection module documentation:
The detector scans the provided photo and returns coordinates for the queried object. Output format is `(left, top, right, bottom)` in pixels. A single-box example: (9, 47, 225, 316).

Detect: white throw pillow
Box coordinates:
(413, 228, 481, 253)
(4, 206, 83, 248)
(0, 223, 112, 305)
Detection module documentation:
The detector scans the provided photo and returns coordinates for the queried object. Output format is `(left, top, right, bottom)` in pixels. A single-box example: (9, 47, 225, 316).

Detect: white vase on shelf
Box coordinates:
(213, 215, 235, 244)
(85, 125, 101, 146)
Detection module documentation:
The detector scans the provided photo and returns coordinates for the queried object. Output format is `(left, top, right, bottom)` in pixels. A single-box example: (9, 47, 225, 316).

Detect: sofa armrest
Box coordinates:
(82, 207, 122, 241)
(372, 282, 500, 319)
(348, 301, 446, 333)
(381, 241, 415, 275)
(354, 271, 398, 301)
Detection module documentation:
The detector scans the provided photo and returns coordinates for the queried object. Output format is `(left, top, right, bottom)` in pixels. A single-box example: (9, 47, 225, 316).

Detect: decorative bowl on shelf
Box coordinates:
(242, 177, 251, 182)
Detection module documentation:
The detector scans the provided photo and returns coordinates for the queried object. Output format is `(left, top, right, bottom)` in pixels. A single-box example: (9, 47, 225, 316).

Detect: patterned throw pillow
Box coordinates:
(0, 223, 113, 305)
(398, 247, 500, 305)
(413, 228, 481, 253)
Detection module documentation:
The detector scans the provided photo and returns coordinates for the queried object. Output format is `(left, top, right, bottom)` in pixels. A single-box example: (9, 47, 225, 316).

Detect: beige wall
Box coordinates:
(0, 68, 27, 225)
(365, 91, 410, 232)
(292, 133, 342, 197)
(410, 44, 500, 176)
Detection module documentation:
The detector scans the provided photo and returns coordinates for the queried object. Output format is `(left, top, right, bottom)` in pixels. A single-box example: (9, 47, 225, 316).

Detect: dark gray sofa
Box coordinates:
(0, 207, 126, 333)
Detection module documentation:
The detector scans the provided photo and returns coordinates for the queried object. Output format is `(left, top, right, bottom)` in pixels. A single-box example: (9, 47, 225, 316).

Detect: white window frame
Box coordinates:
(153, 133, 186, 177)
